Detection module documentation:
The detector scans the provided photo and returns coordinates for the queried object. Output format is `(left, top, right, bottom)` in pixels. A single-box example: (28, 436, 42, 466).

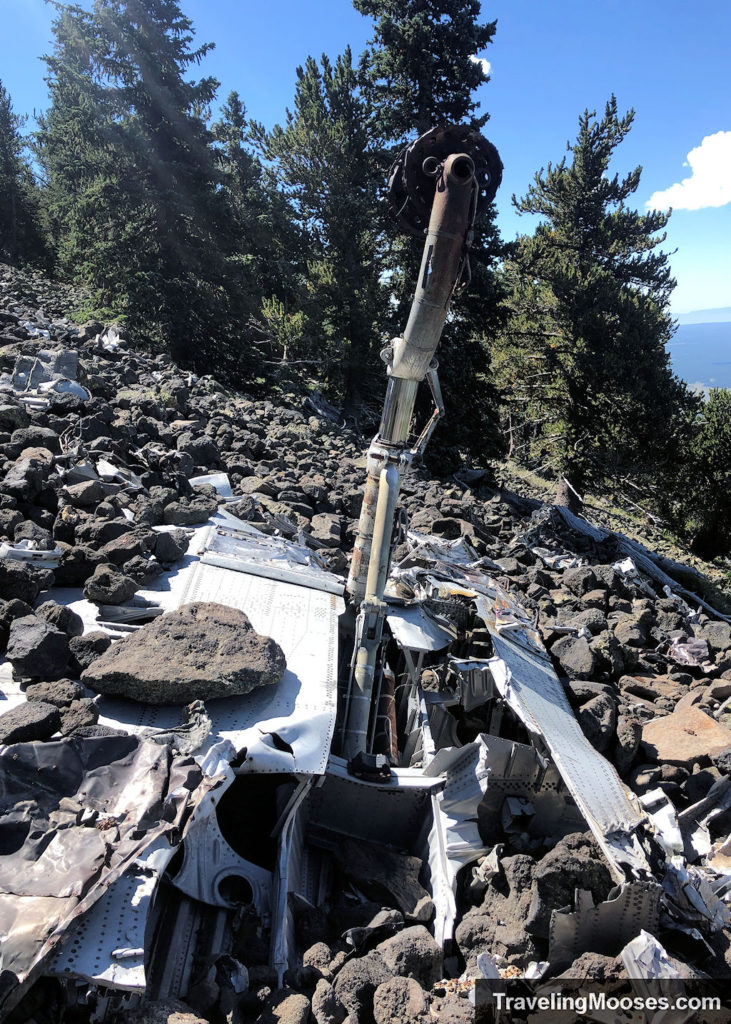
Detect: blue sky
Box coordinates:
(1, 0, 729, 315)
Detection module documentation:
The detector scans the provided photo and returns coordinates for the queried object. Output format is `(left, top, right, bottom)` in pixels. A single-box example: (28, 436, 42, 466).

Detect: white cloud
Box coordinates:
(647, 131, 731, 211)
(470, 56, 491, 76)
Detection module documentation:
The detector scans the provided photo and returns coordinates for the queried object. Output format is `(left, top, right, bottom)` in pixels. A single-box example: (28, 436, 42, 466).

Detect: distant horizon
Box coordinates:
(675, 306, 731, 325)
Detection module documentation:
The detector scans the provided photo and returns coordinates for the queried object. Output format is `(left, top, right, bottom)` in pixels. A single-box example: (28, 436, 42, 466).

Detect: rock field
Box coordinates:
(1, 261, 730, 1023)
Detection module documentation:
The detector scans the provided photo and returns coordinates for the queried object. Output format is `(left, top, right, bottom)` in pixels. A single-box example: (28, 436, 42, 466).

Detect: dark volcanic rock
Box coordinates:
(64, 478, 106, 508)
(577, 692, 617, 752)
(526, 832, 613, 939)
(55, 544, 106, 586)
(83, 564, 139, 604)
(36, 600, 84, 638)
(0, 558, 53, 604)
(6, 615, 70, 680)
(82, 601, 286, 704)
(69, 630, 113, 673)
(154, 528, 190, 563)
(373, 977, 428, 1024)
(334, 837, 433, 923)
(2, 450, 53, 501)
(551, 634, 596, 679)
(25, 679, 86, 706)
(58, 698, 100, 735)
(376, 926, 443, 989)
(332, 952, 391, 1024)
(13, 519, 55, 549)
(0, 700, 61, 743)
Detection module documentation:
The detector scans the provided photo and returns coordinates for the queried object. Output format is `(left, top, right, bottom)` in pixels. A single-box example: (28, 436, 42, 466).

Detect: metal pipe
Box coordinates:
(365, 463, 400, 599)
(390, 153, 476, 382)
(343, 462, 400, 759)
(343, 142, 483, 761)
(347, 153, 477, 604)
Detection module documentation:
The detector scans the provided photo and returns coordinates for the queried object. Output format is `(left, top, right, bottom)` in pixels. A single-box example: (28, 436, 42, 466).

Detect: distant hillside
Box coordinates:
(668, 320, 731, 390)
(676, 307, 731, 325)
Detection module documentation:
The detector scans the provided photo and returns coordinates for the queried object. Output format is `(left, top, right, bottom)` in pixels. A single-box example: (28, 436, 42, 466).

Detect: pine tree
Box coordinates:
(39, 0, 254, 377)
(665, 389, 731, 558)
(501, 97, 694, 490)
(258, 48, 384, 408)
(213, 91, 303, 327)
(353, 0, 495, 143)
(0, 81, 49, 268)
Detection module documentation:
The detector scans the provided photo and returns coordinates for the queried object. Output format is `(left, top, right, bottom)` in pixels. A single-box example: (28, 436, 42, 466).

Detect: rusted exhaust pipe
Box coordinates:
(390, 152, 476, 383)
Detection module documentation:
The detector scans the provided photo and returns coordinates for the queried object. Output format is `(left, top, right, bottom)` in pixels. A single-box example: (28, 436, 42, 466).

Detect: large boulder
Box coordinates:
(641, 706, 731, 768)
(82, 601, 286, 704)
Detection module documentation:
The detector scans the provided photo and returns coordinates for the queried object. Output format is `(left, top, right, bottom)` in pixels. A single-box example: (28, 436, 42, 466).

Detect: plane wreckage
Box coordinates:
(0, 125, 729, 1022)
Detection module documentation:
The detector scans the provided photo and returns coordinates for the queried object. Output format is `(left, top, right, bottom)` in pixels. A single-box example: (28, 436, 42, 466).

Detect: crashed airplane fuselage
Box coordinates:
(0, 127, 728, 1023)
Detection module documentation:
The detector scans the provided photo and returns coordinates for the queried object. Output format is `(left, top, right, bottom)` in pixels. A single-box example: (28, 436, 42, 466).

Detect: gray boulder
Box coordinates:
(376, 925, 443, 989)
(0, 558, 53, 604)
(526, 833, 613, 938)
(577, 692, 617, 752)
(36, 600, 84, 638)
(154, 529, 189, 563)
(59, 698, 100, 735)
(82, 602, 286, 704)
(551, 635, 596, 679)
(64, 478, 106, 508)
(0, 700, 60, 743)
(334, 838, 433, 923)
(332, 951, 391, 1023)
(7, 615, 70, 679)
(312, 979, 346, 1024)
(83, 564, 139, 604)
(25, 679, 86, 706)
(373, 978, 428, 1024)
(69, 630, 112, 672)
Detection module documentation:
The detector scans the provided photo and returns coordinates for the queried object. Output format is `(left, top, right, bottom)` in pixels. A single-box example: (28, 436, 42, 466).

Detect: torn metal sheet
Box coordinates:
(201, 524, 344, 595)
(96, 458, 143, 488)
(457, 732, 585, 840)
(549, 882, 662, 973)
(621, 931, 695, 1024)
(640, 789, 684, 858)
(390, 532, 651, 881)
(402, 530, 482, 568)
(474, 603, 650, 879)
(424, 739, 491, 946)
(0, 735, 214, 1016)
(171, 784, 273, 917)
(662, 858, 731, 933)
(386, 602, 453, 652)
(667, 637, 713, 670)
(677, 777, 731, 862)
(446, 659, 495, 712)
(47, 838, 175, 992)
(0, 540, 63, 567)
